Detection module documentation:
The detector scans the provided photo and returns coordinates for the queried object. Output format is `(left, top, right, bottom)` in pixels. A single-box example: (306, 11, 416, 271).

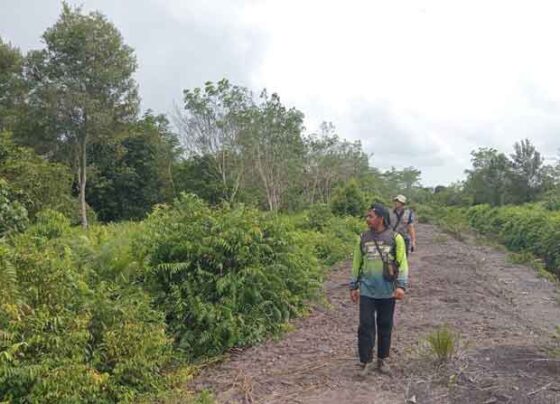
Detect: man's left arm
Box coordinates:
(394, 234, 408, 292)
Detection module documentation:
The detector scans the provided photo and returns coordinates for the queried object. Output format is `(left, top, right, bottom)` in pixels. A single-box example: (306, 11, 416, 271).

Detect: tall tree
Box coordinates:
(433, 182, 471, 206)
(382, 166, 422, 194)
(245, 91, 306, 211)
(86, 112, 179, 222)
(0, 38, 25, 132)
(552, 151, 560, 187)
(464, 148, 512, 206)
(21, 3, 138, 227)
(509, 139, 544, 202)
(177, 79, 251, 203)
(303, 122, 369, 205)
(173, 155, 226, 205)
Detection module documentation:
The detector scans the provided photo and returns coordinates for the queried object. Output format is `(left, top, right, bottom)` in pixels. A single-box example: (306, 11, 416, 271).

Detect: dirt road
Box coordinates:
(191, 224, 560, 403)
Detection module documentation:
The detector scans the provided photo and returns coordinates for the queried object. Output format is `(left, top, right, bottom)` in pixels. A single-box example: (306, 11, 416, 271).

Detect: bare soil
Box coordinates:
(190, 224, 560, 403)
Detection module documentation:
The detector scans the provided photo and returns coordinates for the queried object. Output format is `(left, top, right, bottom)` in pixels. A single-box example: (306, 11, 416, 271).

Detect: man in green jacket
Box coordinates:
(350, 203, 408, 376)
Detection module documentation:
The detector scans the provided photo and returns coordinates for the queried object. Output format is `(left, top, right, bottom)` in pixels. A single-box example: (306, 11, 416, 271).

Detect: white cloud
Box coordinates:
(242, 0, 560, 184)
(2, 0, 560, 185)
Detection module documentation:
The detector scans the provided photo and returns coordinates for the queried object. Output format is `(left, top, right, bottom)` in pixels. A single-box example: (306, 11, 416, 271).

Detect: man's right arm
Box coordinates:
(408, 210, 417, 251)
(408, 223, 416, 251)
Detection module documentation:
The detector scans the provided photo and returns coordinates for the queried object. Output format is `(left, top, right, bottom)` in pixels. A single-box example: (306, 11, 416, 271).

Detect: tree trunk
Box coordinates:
(311, 169, 319, 204)
(230, 162, 243, 203)
(220, 149, 228, 200)
(79, 136, 88, 228)
(254, 142, 274, 211)
(167, 160, 177, 197)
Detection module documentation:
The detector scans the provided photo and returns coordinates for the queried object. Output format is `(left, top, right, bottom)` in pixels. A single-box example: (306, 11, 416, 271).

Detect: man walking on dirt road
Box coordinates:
(350, 204, 408, 376)
(390, 194, 416, 255)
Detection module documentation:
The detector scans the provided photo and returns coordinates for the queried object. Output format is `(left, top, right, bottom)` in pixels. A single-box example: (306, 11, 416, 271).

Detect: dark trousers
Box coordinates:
(358, 296, 395, 363)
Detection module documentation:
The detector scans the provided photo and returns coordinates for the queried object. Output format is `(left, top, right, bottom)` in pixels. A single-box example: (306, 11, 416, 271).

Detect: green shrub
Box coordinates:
(0, 132, 75, 220)
(301, 231, 348, 266)
(304, 204, 334, 231)
(542, 189, 560, 211)
(414, 204, 438, 224)
(30, 209, 71, 239)
(0, 243, 18, 306)
(0, 215, 176, 402)
(291, 212, 363, 266)
(141, 194, 323, 359)
(0, 194, 364, 401)
(330, 179, 366, 217)
(465, 204, 560, 277)
(416, 205, 469, 240)
(440, 208, 469, 240)
(0, 179, 28, 237)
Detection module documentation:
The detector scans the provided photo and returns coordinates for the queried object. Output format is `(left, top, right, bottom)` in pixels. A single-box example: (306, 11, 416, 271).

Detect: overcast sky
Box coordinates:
(2, 0, 560, 186)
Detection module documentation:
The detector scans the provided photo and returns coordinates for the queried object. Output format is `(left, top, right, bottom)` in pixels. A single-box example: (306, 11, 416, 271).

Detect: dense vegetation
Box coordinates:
(419, 203, 560, 279)
(0, 6, 404, 399)
(422, 137, 560, 280)
(0, 197, 362, 402)
(2, 3, 560, 402)
(467, 204, 560, 276)
(0, 18, 399, 397)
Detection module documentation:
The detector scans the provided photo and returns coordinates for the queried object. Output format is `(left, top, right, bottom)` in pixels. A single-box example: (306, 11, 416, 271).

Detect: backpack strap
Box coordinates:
(372, 239, 386, 263)
(374, 233, 400, 282)
(393, 209, 404, 231)
(373, 232, 399, 266)
(359, 231, 400, 274)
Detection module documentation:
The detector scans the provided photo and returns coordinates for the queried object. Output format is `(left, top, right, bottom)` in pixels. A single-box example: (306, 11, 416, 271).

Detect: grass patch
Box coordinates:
(433, 234, 449, 243)
(426, 325, 457, 363)
(193, 390, 215, 404)
(440, 223, 468, 241)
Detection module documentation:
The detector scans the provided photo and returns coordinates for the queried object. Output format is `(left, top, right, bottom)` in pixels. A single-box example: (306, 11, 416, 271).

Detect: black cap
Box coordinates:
(370, 203, 391, 227)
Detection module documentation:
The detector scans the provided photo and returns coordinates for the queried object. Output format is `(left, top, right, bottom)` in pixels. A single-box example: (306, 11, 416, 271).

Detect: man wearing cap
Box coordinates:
(350, 204, 408, 376)
(391, 194, 416, 255)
